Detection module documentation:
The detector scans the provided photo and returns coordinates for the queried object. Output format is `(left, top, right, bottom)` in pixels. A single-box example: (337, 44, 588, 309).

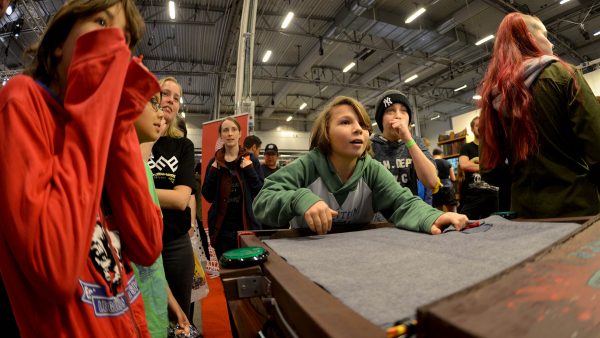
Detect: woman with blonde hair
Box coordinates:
(149, 77, 196, 321)
(253, 96, 468, 234)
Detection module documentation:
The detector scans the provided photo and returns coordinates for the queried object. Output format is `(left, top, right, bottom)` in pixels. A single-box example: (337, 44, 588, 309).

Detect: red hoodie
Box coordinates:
(0, 29, 163, 337)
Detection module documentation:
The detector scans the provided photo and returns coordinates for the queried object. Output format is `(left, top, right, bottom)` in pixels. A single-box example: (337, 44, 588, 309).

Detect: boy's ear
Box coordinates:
(54, 44, 64, 59)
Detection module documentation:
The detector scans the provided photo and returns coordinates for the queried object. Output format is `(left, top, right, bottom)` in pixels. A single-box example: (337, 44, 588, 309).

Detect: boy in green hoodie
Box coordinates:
(253, 96, 468, 235)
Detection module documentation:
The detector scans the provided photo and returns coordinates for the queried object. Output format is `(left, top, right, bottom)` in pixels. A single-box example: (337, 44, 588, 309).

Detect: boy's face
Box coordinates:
(54, 3, 128, 99)
(135, 93, 165, 143)
(328, 104, 369, 160)
(381, 103, 409, 141)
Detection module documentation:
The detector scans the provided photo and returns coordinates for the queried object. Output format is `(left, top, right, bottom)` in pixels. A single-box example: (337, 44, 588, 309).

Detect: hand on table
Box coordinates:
(304, 201, 338, 235)
(430, 212, 469, 235)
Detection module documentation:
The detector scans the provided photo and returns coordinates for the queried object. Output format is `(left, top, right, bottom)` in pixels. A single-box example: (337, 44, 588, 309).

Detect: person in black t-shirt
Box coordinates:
(202, 117, 263, 258)
(458, 116, 499, 219)
(459, 117, 481, 201)
(432, 148, 457, 212)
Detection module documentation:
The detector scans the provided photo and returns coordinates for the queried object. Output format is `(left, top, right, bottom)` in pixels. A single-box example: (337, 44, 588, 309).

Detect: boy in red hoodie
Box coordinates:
(0, 1, 163, 336)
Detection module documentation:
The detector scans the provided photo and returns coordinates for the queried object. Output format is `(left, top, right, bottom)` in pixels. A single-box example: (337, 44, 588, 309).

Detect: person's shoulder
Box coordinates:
(541, 61, 575, 83)
(1, 75, 38, 98)
(363, 154, 387, 172)
(370, 134, 387, 146)
(178, 137, 195, 146)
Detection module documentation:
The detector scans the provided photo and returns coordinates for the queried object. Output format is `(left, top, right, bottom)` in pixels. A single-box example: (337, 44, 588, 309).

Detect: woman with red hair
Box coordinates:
(479, 13, 600, 218)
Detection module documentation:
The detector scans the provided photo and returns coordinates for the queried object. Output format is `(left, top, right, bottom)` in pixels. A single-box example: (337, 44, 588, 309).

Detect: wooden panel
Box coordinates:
(417, 215, 600, 338)
(240, 235, 386, 338)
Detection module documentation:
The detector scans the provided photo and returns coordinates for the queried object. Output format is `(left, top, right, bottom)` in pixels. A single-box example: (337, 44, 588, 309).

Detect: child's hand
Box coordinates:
(304, 201, 338, 235)
(240, 155, 252, 168)
(430, 212, 468, 234)
(391, 116, 411, 140)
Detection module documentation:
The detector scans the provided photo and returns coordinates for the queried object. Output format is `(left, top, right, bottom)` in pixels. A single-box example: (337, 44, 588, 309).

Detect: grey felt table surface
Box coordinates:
(263, 216, 581, 327)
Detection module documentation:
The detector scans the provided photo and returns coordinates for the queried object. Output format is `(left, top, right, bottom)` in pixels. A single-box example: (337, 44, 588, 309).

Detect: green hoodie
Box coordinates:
(253, 150, 443, 233)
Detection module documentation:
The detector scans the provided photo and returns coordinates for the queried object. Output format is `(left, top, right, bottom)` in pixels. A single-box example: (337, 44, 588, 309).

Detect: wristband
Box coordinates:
(405, 139, 416, 148)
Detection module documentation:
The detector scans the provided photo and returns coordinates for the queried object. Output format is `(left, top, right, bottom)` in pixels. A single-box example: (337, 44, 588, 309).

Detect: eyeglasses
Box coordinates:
(150, 96, 162, 112)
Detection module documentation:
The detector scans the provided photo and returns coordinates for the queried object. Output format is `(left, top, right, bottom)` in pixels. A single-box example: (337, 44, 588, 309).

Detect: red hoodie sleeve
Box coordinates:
(103, 60, 163, 266)
(0, 28, 131, 301)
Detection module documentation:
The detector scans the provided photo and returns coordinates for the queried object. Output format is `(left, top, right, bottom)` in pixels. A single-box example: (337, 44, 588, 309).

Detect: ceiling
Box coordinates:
(1, 0, 600, 132)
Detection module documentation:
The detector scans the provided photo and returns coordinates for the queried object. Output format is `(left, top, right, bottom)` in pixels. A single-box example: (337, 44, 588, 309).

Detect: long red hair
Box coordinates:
(478, 13, 572, 169)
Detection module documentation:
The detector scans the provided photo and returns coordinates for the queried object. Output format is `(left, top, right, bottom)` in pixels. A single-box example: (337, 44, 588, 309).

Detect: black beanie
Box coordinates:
(374, 90, 412, 132)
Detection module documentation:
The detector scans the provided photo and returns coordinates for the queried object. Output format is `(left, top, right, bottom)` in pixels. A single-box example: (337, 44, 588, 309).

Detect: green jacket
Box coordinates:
(252, 150, 442, 233)
(510, 62, 600, 217)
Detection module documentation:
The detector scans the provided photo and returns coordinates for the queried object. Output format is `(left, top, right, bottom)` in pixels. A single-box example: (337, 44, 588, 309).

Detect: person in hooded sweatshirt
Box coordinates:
(252, 96, 468, 235)
(478, 13, 600, 218)
(370, 90, 438, 198)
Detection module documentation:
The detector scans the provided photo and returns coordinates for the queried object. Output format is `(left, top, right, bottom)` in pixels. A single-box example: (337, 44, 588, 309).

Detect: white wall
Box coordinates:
(419, 119, 452, 152)
(583, 68, 600, 95)
(451, 109, 480, 142)
(185, 125, 311, 152)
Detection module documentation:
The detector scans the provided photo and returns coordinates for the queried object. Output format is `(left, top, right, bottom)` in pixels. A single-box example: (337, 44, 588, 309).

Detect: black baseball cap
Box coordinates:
(264, 143, 278, 154)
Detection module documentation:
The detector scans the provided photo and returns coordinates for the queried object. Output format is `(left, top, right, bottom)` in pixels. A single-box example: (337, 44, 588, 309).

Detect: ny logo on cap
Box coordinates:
(383, 97, 393, 108)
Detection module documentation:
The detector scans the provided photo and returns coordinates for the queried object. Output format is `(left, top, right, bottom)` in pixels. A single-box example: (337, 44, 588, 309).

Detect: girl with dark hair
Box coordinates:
(479, 13, 600, 218)
(0, 1, 163, 336)
(202, 117, 264, 258)
(253, 96, 468, 235)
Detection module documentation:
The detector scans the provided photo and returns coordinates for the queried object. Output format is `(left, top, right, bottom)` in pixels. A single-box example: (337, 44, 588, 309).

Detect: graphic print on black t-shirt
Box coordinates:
(148, 154, 178, 172)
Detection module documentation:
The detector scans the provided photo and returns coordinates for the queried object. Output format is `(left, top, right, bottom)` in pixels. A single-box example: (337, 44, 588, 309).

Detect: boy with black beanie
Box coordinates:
(371, 90, 438, 197)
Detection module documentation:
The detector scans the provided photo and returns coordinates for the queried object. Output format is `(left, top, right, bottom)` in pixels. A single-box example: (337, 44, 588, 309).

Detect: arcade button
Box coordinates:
(219, 246, 269, 269)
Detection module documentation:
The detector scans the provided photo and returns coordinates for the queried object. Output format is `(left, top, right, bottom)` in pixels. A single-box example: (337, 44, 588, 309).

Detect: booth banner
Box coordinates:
(200, 114, 249, 274)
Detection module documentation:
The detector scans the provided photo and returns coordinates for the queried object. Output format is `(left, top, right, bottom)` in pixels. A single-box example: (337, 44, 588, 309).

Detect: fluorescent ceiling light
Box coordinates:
(430, 114, 440, 121)
(559, 0, 571, 4)
(594, 30, 600, 37)
(404, 74, 418, 83)
(475, 35, 494, 46)
(473, 95, 482, 100)
(262, 50, 272, 62)
(6, 4, 13, 15)
(342, 62, 356, 73)
(454, 84, 467, 92)
(405, 8, 426, 24)
(286, 115, 293, 122)
(179, 97, 184, 104)
(281, 12, 294, 29)
(181, 112, 186, 118)
(320, 85, 328, 92)
(299, 102, 307, 110)
(371, 122, 377, 126)
(168, 1, 176, 20)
